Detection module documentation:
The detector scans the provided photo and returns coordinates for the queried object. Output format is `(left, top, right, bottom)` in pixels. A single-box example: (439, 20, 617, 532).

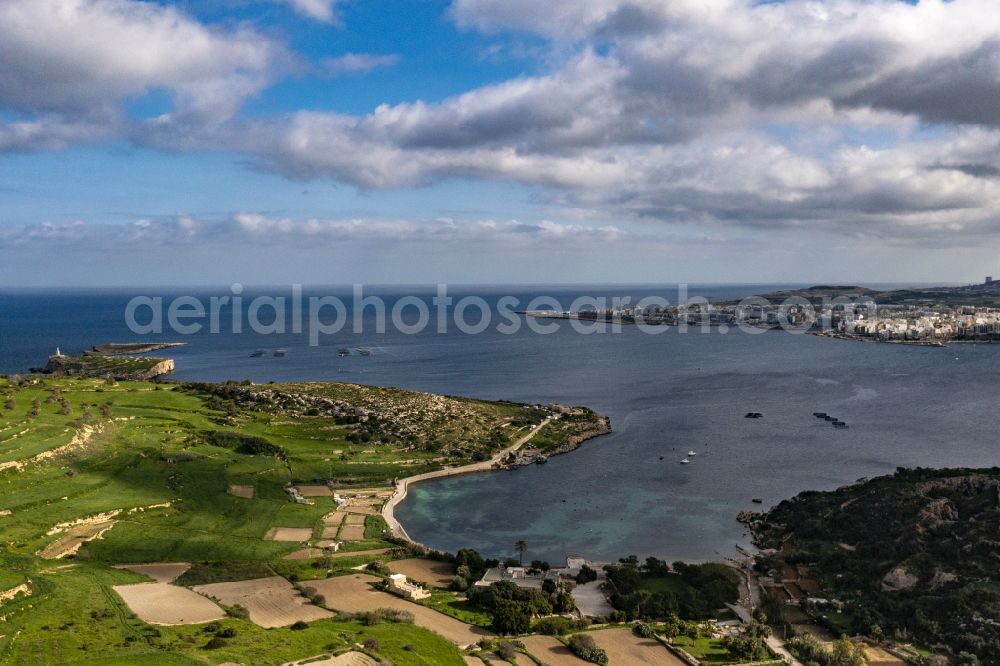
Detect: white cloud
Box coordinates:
(7, 211, 994, 286)
(320, 53, 400, 76)
(6, 0, 1000, 248)
(0, 214, 628, 252)
(0, 116, 117, 152)
(450, 0, 636, 39)
(190, 0, 1000, 244)
(0, 0, 285, 150)
(279, 0, 342, 23)
(0, 0, 283, 116)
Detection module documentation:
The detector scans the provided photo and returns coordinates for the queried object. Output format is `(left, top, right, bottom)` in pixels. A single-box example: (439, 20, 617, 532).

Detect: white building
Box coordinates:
(386, 573, 430, 600)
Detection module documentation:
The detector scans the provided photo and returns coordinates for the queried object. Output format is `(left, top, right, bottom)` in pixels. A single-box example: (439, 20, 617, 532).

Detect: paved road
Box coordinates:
(766, 636, 804, 666)
(572, 574, 614, 618)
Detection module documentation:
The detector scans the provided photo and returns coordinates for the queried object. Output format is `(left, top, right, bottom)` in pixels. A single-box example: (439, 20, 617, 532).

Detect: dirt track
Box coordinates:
(307, 573, 492, 647)
(283, 548, 327, 561)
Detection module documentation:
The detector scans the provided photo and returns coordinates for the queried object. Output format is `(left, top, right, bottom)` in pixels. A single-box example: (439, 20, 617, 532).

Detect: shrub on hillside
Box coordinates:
(533, 616, 588, 635)
(498, 641, 517, 660)
(633, 622, 656, 638)
(226, 604, 250, 620)
(567, 633, 608, 665)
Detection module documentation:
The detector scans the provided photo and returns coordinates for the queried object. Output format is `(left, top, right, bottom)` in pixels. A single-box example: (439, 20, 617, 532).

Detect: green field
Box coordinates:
(0, 375, 590, 664)
(2, 562, 461, 665)
(418, 591, 493, 629)
(671, 635, 780, 665)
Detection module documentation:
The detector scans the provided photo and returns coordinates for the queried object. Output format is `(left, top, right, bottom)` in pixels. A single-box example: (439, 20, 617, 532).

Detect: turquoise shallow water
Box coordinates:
(393, 326, 1000, 563)
(3, 285, 997, 563)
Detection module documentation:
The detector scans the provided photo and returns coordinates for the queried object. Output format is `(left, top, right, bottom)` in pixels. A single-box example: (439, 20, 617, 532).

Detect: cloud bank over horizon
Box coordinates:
(2, 0, 1000, 284)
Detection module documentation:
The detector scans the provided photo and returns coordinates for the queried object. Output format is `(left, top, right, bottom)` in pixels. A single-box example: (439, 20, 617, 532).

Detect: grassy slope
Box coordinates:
(2, 376, 570, 664)
(3, 563, 460, 665)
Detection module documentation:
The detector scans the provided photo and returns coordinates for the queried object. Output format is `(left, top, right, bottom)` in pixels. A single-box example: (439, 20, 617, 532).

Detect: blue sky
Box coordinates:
(2, 0, 1000, 286)
(1, 0, 547, 226)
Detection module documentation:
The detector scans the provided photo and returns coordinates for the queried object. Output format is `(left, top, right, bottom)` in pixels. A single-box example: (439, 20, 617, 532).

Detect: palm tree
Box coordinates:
(514, 540, 527, 565)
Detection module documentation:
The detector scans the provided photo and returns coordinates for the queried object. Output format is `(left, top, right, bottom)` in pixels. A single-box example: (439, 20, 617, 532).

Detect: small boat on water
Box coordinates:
(535, 455, 548, 464)
(813, 412, 827, 418)
(356, 347, 372, 356)
(824, 415, 836, 421)
(687, 450, 697, 457)
(752, 498, 764, 504)
(338, 347, 349, 357)
(833, 421, 848, 428)
(744, 412, 763, 419)
(680, 458, 691, 464)
(274, 348, 287, 357)
(250, 349, 265, 357)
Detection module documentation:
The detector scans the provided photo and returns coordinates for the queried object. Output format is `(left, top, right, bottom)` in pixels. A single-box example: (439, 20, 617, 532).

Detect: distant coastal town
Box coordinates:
(527, 277, 1000, 344)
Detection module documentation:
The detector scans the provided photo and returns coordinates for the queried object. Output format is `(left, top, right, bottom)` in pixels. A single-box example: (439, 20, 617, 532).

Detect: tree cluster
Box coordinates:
(467, 581, 553, 635)
(604, 555, 739, 620)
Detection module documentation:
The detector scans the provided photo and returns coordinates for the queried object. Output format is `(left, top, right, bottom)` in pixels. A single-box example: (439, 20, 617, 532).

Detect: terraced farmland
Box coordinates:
(0, 374, 611, 664)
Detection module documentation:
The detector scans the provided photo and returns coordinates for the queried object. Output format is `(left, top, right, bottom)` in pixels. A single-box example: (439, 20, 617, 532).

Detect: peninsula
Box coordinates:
(85, 341, 187, 356)
(0, 372, 620, 665)
(36, 349, 176, 380)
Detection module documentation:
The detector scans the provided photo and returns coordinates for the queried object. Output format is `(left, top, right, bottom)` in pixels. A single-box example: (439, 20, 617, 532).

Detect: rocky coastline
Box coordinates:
(507, 414, 612, 467)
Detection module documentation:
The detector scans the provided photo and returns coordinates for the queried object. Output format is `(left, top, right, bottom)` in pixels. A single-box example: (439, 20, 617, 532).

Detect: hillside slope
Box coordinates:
(753, 467, 1000, 661)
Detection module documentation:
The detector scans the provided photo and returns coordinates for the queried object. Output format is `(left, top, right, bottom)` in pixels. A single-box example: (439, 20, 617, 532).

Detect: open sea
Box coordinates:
(2, 284, 998, 564)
